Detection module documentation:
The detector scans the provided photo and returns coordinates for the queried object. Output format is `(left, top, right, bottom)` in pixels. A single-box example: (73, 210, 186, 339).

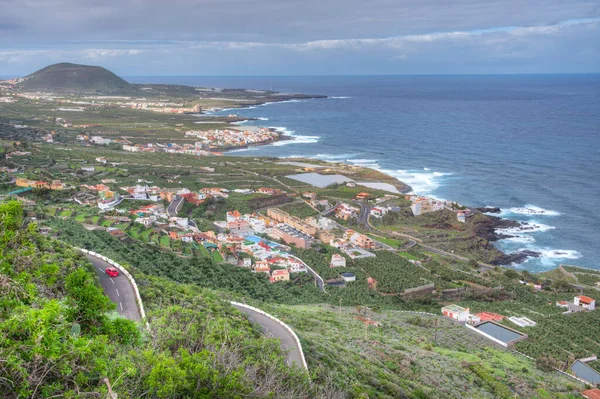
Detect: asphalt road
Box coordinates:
(167, 195, 184, 217)
(86, 254, 141, 322)
(232, 304, 305, 369)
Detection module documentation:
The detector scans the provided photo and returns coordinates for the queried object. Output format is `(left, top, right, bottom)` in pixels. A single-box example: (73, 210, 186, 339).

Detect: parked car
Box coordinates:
(105, 267, 119, 277)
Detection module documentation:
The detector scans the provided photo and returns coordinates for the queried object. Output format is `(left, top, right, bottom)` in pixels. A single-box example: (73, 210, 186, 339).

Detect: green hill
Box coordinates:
(18, 62, 132, 93)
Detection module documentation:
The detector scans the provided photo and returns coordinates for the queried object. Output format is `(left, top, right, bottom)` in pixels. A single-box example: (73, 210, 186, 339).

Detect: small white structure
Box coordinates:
(441, 304, 480, 323)
(411, 202, 422, 216)
(330, 254, 346, 268)
(341, 272, 356, 282)
(574, 295, 596, 310)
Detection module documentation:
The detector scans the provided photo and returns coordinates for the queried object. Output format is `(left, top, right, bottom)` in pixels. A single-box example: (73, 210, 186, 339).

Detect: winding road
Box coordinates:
(231, 303, 305, 369)
(85, 254, 141, 322)
(167, 195, 184, 217)
(85, 252, 307, 370)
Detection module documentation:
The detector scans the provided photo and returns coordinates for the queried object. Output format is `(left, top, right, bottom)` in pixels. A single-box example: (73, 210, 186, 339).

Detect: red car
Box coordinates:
(105, 267, 119, 277)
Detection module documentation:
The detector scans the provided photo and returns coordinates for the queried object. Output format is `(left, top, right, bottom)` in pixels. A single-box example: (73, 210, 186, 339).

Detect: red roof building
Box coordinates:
(582, 388, 600, 399)
(475, 312, 505, 322)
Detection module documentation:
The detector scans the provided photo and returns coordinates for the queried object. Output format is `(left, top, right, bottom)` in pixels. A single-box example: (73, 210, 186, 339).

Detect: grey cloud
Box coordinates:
(1, 0, 599, 44)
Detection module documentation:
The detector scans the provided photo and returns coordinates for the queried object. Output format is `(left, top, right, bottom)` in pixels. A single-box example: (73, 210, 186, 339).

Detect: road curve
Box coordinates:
(85, 254, 142, 322)
(231, 304, 305, 369)
(167, 195, 184, 217)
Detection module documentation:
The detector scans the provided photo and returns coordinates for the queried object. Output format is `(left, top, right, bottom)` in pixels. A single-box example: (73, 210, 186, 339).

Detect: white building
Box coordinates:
(574, 295, 596, 310)
(330, 254, 346, 268)
(411, 202, 422, 216)
(441, 304, 480, 323)
(287, 257, 306, 273)
(249, 218, 266, 234)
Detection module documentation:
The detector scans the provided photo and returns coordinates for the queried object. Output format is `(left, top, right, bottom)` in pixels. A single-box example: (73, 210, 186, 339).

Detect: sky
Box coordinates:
(1, 0, 599, 76)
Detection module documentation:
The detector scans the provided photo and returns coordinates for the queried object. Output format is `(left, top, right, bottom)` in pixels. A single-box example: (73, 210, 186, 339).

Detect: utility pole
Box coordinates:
(434, 318, 438, 343)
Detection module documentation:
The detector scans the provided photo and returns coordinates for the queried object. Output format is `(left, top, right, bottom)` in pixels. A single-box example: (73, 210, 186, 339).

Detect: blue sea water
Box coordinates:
(127, 75, 600, 272)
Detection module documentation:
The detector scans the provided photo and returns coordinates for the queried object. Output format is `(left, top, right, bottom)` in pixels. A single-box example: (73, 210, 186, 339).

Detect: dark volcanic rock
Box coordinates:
(470, 214, 520, 242)
(475, 207, 502, 214)
(491, 250, 541, 266)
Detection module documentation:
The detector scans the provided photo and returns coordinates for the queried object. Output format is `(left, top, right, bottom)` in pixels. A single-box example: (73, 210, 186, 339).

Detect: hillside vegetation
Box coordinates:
(0, 201, 325, 398)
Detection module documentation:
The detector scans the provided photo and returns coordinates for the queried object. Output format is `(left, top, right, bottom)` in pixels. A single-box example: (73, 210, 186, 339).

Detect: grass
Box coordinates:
(279, 202, 319, 219)
(59, 209, 72, 217)
(397, 251, 421, 261)
(211, 250, 224, 263)
(254, 303, 582, 398)
(159, 235, 171, 247)
(366, 233, 405, 248)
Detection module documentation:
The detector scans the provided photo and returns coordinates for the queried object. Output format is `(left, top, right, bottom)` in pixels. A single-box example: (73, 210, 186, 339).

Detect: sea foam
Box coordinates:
(506, 205, 561, 216)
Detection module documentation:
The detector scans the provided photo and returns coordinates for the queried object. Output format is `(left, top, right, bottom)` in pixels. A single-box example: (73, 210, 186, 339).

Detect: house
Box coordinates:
(50, 180, 65, 190)
(581, 388, 600, 399)
(81, 166, 95, 172)
(226, 220, 253, 237)
(253, 261, 270, 274)
(330, 254, 346, 268)
(287, 257, 306, 273)
(574, 295, 596, 310)
(226, 210, 242, 222)
(556, 300, 569, 308)
(475, 312, 505, 322)
(370, 207, 387, 218)
(270, 269, 290, 283)
(350, 233, 375, 250)
(303, 192, 317, 200)
(355, 192, 370, 201)
(457, 211, 466, 223)
(441, 304, 480, 323)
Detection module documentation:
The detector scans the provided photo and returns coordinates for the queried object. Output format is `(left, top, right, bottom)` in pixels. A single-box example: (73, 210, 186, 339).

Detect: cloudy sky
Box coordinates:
(1, 0, 599, 75)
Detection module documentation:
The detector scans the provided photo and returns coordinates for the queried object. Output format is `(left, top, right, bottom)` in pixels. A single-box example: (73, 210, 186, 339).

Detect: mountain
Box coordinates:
(18, 62, 132, 93)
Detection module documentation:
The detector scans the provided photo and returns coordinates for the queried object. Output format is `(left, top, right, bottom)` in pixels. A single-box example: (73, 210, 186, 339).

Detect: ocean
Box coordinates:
(126, 75, 600, 272)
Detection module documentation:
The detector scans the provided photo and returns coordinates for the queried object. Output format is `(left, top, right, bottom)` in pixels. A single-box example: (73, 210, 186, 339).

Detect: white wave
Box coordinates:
(256, 117, 269, 121)
(266, 126, 320, 146)
(227, 147, 259, 153)
(328, 96, 352, 99)
(316, 153, 357, 160)
(517, 248, 582, 267)
(424, 167, 431, 171)
(348, 159, 379, 164)
(271, 135, 320, 146)
(259, 99, 306, 107)
(496, 222, 556, 235)
(502, 235, 536, 243)
(381, 168, 451, 196)
(506, 204, 561, 216)
(269, 126, 295, 135)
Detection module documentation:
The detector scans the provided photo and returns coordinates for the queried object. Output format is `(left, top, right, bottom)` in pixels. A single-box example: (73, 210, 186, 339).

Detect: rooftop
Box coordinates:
(442, 304, 468, 313)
